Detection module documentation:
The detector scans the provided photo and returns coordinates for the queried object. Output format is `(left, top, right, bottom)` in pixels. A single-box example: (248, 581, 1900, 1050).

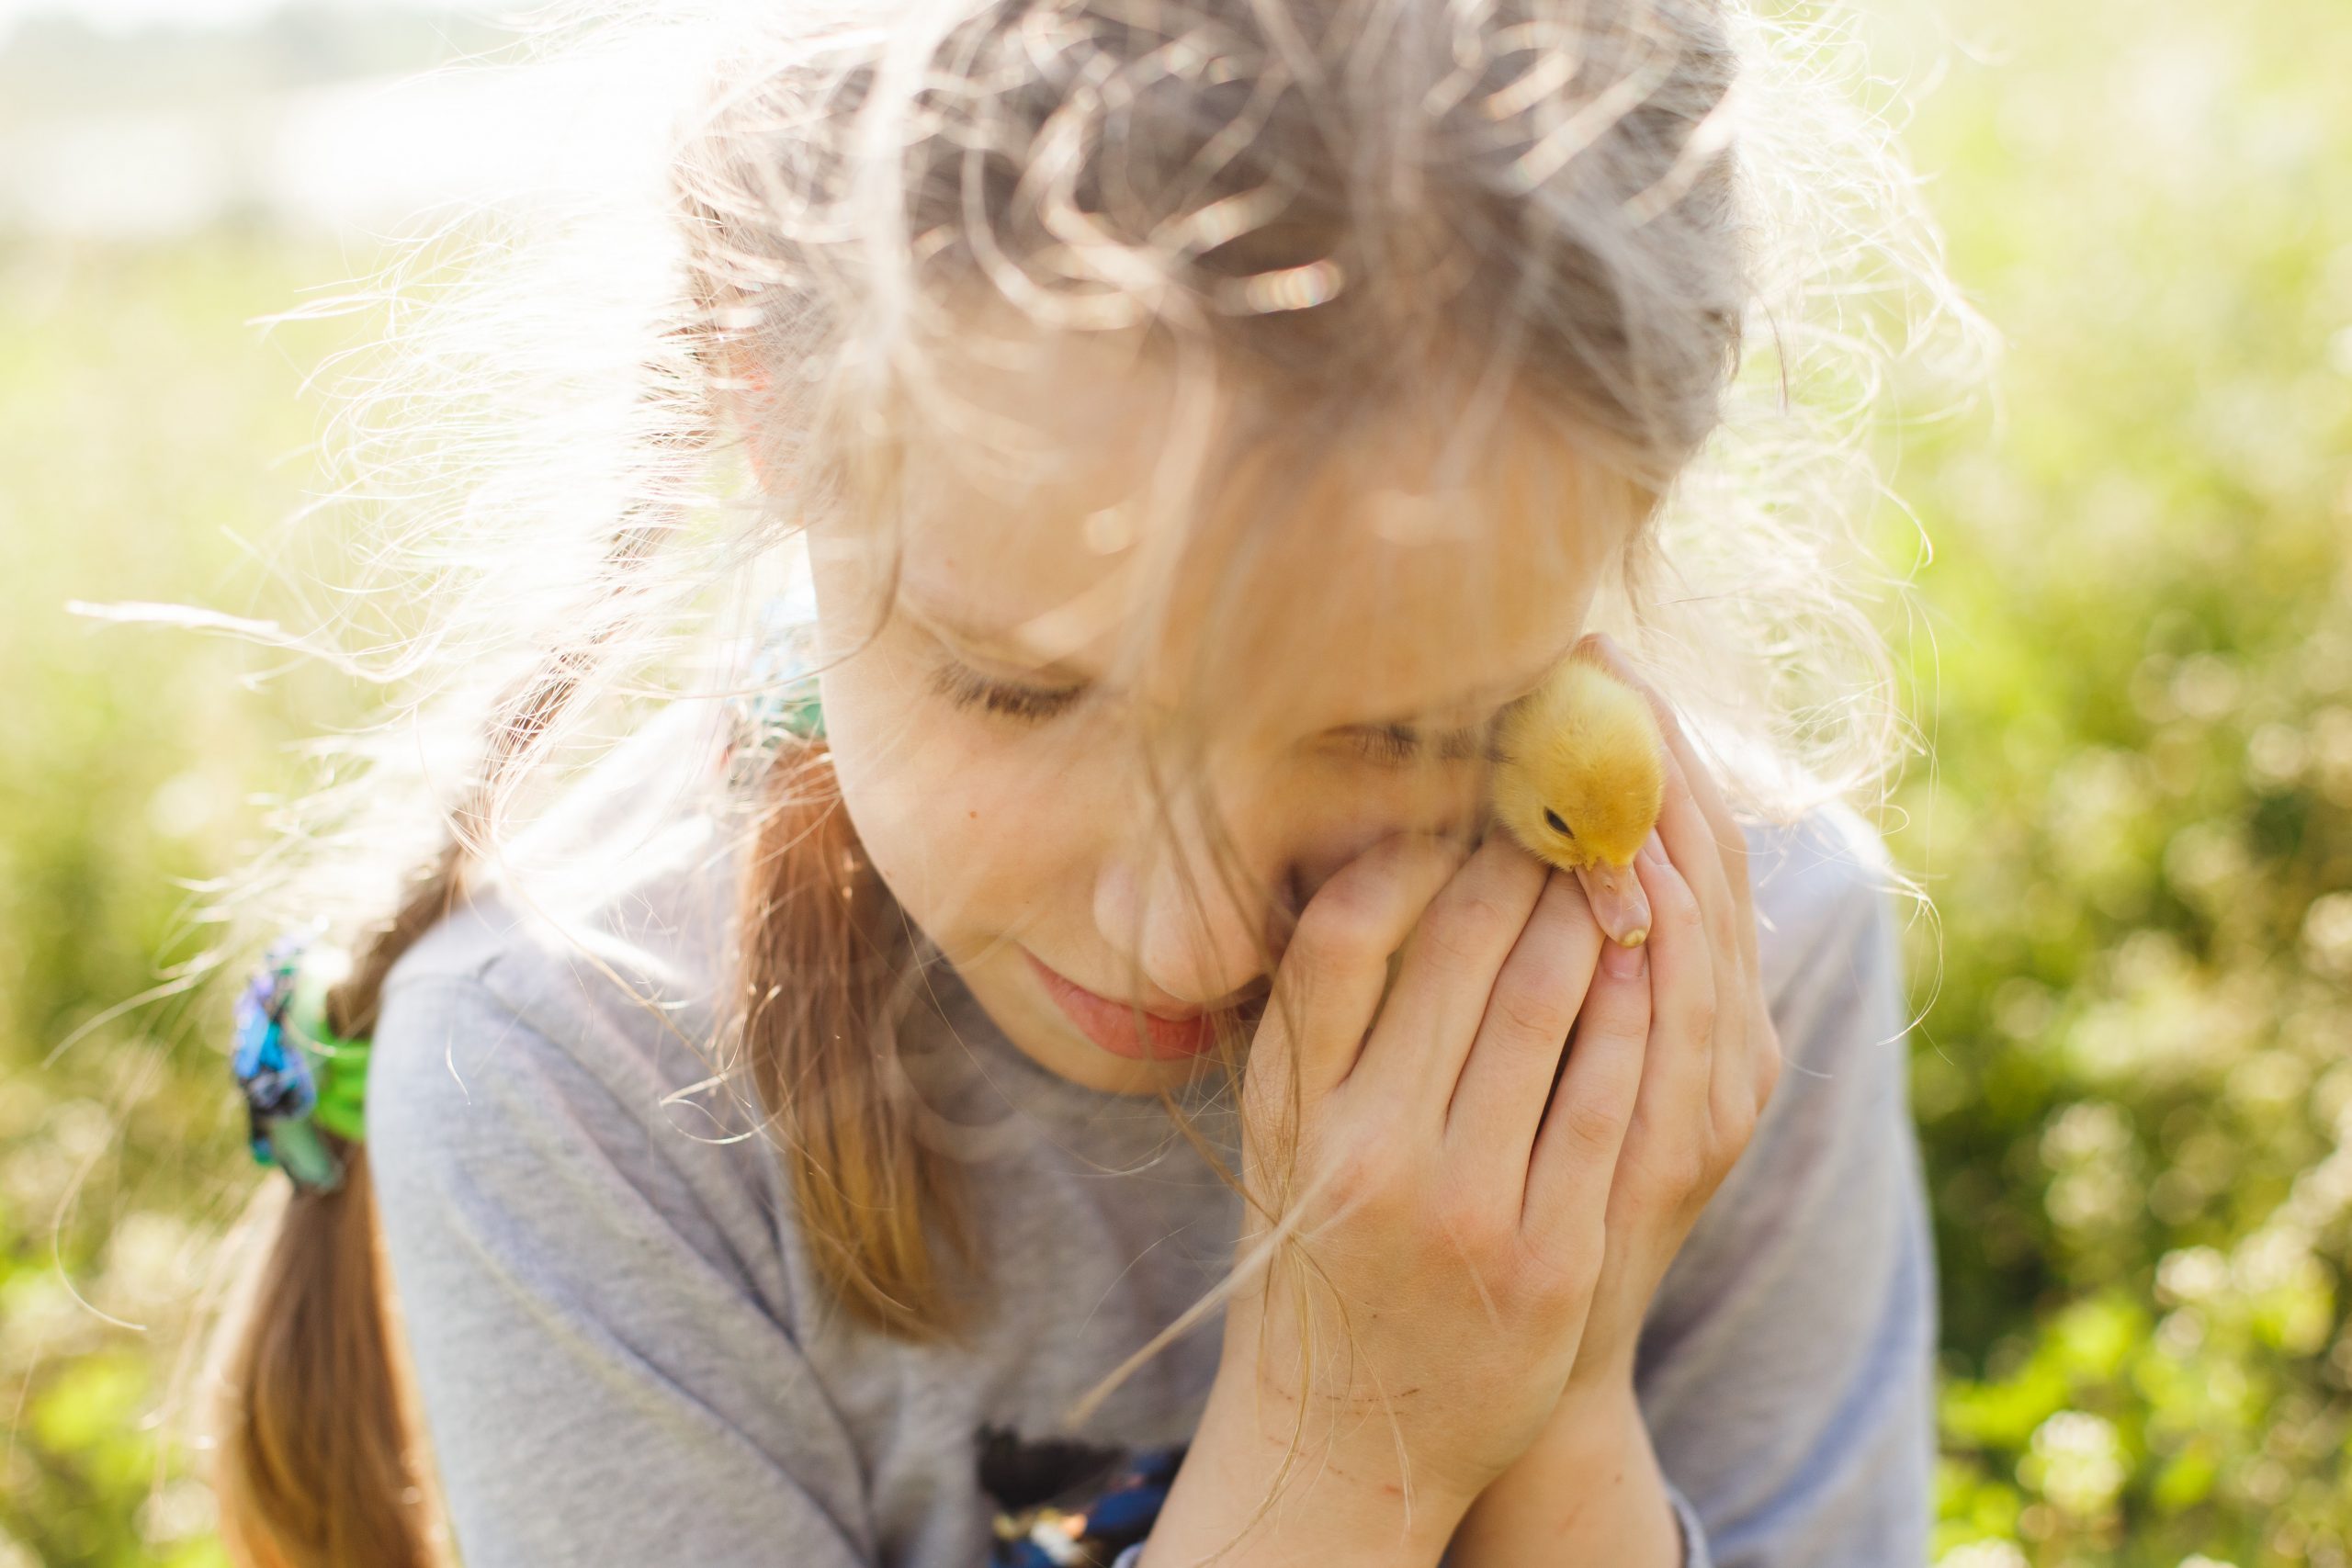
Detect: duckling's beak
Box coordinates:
(1574, 859, 1652, 949)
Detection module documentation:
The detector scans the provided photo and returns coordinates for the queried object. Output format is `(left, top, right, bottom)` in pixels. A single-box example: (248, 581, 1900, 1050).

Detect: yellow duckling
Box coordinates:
(1490, 649, 1667, 947)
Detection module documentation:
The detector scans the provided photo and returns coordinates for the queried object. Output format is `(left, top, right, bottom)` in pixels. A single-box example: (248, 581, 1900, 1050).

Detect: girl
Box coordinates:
(207, 0, 1970, 1563)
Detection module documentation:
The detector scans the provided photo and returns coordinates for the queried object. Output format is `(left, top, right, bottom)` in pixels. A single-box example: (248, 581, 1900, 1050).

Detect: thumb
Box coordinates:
(1247, 834, 1468, 1125)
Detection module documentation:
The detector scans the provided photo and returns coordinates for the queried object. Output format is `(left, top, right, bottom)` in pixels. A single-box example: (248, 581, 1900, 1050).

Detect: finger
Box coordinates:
(1264, 834, 1472, 1109)
(1629, 832, 1717, 1146)
(1580, 634, 1758, 979)
(1346, 833, 1549, 1114)
(1444, 867, 1604, 1179)
(1651, 730, 1738, 973)
(1658, 749, 1749, 1108)
(1581, 640, 1749, 1157)
(1522, 919, 1650, 1241)
(1642, 774, 1763, 1167)
(1667, 747, 1759, 1004)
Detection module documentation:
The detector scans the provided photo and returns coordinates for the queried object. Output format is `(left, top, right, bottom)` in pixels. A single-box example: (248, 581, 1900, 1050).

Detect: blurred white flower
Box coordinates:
(2026, 1410, 2127, 1517)
(2330, 323, 2352, 377)
(2165, 819, 2250, 905)
(2171, 654, 2242, 721)
(2043, 1101, 2141, 1234)
(2232, 1227, 2313, 1294)
(2157, 1246, 2231, 1306)
(2312, 708, 2352, 807)
(2156, 1307, 2208, 1355)
(2044, 1100, 2133, 1164)
(2246, 721, 2308, 789)
(1935, 1542, 2030, 1568)
(139, 1479, 214, 1545)
(2302, 891, 2352, 981)
(2225, 1050, 2310, 1110)
(102, 1211, 209, 1314)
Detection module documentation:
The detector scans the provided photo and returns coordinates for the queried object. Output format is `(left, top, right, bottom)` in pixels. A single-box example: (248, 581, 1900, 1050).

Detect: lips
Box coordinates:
(1023, 950, 1226, 1061)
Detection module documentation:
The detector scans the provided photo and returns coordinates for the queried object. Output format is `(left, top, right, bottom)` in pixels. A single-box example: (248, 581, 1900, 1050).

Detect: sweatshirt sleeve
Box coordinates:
(1634, 809, 1938, 1568)
(367, 964, 877, 1568)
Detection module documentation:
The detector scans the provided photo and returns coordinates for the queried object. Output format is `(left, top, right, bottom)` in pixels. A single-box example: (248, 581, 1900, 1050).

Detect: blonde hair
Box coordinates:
(190, 0, 1984, 1562)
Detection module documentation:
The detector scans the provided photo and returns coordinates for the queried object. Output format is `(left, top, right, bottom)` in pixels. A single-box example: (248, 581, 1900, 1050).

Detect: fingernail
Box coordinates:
(1602, 937, 1647, 978)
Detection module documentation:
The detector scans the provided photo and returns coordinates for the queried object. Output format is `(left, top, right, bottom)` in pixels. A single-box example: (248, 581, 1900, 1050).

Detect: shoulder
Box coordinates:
(1638, 803, 1937, 1529)
(1740, 800, 1912, 1066)
(1640, 800, 1925, 1332)
(366, 704, 779, 1248)
(372, 699, 749, 1134)
(366, 863, 799, 1333)
(373, 862, 747, 1136)
(370, 878, 761, 1181)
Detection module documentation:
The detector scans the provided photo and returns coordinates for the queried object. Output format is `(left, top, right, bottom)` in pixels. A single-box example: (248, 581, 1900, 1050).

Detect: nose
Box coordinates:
(1094, 797, 1287, 1009)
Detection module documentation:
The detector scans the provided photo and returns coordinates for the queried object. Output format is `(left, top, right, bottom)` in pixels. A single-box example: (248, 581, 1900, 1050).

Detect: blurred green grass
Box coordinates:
(4, 0, 2350, 1562)
(1886, 0, 2352, 1559)
(0, 229, 366, 1568)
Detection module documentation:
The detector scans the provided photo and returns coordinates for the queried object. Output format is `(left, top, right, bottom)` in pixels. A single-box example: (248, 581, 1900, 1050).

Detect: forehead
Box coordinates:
(858, 326, 1635, 728)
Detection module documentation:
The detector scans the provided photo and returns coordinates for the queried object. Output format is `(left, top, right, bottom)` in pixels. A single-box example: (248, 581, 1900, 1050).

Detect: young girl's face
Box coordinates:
(804, 333, 1637, 1096)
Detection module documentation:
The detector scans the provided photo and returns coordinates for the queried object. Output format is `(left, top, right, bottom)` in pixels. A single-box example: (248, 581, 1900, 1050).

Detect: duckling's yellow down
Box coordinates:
(1490, 653, 1667, 945)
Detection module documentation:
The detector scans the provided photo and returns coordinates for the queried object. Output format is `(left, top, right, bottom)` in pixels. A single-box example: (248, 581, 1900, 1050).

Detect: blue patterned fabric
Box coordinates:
(988, 1445, 1183, 1567)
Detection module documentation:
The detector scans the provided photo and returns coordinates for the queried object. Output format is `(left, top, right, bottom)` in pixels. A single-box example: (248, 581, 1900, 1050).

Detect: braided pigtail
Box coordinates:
(211, 440, 691, 1565)
(211, 840, 464, 1568)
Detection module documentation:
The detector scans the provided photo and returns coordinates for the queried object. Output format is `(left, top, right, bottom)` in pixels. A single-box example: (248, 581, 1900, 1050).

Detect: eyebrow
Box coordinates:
(1346, 653, 1565, 733)
(899, 597, 1099, 681)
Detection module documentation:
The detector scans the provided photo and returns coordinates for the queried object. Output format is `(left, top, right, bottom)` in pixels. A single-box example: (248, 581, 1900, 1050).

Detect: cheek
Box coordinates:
(1261, 761, 1490, 911)
(819, 651, 1104, 942)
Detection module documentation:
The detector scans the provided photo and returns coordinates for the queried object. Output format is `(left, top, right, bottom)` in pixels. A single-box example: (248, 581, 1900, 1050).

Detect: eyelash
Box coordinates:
(1346, 722, 1488, 765)
(931, 660, 1089, 723)
(931, 656, 1494, 763)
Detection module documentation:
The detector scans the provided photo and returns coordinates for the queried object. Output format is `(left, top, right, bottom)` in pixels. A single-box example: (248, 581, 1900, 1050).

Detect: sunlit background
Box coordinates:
(4, 1, 2349, 1564)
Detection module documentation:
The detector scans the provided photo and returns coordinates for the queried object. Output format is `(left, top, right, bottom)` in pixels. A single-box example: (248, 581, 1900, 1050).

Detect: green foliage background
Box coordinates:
(2, 0, 2349, 1563)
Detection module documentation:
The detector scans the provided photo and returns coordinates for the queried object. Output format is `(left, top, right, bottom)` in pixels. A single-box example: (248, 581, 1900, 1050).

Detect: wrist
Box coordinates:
(1142, 1366, 1472, 1568)
(1552, 1353, 1641, 1439)
(1448, 1378, 1679, 1568)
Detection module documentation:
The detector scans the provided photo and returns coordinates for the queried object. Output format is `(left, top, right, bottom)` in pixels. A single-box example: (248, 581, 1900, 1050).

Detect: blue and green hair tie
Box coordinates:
(232, 932, 368, 1193)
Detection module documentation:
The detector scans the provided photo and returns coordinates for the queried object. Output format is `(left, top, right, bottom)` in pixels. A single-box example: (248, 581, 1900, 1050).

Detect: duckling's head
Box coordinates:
(1490, 656, 1667, 943)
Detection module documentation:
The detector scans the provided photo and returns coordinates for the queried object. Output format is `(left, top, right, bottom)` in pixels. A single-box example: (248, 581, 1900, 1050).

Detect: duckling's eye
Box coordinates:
(1543, 807, 1574, 838)
(931, 660, 1089, 723)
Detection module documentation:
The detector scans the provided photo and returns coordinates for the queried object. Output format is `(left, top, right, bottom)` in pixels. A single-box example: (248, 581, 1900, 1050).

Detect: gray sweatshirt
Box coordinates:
(369, 706, 1936, 1568)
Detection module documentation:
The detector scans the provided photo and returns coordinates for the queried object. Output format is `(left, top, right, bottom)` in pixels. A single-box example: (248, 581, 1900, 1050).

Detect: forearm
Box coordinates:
(1444, 1380, 1683, 1568)
(1139, 1371, 1472, 1568)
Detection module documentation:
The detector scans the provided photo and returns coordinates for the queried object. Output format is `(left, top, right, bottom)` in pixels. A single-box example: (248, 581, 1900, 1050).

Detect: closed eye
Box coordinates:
(931, 660, 1089, 722)
(1543, 807, 1573, 837)
(1342, 721, 1487, 766)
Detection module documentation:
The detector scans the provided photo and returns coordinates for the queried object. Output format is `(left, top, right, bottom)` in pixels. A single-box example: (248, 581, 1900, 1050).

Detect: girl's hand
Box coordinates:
(1545, 632, 1782, 1404)
(1443, 637, 1783, 1566)
(1212, 824, 1654, 1522)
